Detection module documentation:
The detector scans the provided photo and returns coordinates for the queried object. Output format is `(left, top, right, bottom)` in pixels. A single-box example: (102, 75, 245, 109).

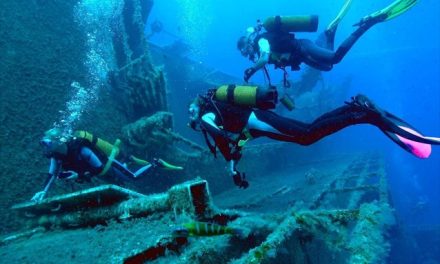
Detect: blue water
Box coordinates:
(148, 0, 439, 261)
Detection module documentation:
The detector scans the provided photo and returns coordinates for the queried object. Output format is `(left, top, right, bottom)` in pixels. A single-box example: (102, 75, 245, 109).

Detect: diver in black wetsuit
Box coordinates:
(238, 0, 418, 82)
(188, 89, 440, 189)
(31, 130, 183, 202)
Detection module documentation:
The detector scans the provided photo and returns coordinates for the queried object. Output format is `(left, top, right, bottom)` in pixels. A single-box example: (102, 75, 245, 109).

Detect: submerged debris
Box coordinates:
(2, 153, 397, 263)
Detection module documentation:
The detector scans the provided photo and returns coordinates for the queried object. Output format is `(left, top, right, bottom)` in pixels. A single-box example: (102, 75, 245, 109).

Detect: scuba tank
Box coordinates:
(73, 130, 120, 158)
(213, 85, 278, 110)
(263, 15, 318, 32)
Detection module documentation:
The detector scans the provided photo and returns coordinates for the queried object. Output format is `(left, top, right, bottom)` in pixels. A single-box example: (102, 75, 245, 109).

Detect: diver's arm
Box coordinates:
(244, 38, 270, 82)
(200, 113, 240, 145)
(200, 112, 241, 160)
(230, 159, 249, 189)
(201, 113, 247, 188)
(43, 158, 60, 191)
(32, 158, 60, 202)
(253, 38, 270, 69)
(201, 113, 221, 131)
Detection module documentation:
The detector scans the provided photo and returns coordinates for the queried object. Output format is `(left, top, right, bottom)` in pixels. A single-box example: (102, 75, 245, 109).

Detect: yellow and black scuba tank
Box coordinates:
(263, 15, 318, 33)
(213, 85, 278, 110)
(73, 131, 120, 158)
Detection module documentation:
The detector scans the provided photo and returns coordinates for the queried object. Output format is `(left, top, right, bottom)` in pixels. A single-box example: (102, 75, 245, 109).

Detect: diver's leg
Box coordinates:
(80, 147, 104, 174)
(332, 22, 377, 64)
(111, 159, 155, 179)
(111, 159, 137, 180)
(300, 18, 375, 68)
(133, 164, 153, 178)
(333, 0, 418, 64)
(298, 39, 335, 71)
(248, 105, 375, 146)
(300, 19, 376, 68)
(315, 30, 336, 50)
(317, 0, 353, 49)
(246, 111, 308, 143)
(248, 95, 439, 157)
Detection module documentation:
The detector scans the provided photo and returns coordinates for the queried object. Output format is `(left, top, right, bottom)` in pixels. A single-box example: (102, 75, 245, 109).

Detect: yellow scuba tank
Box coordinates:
(263, 15, 318, 32)
(73, 131, 120, 158)
(214, 85, 278, 110)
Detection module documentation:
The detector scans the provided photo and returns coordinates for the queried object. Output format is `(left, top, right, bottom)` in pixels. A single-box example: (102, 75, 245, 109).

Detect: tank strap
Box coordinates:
(202, 129, 217, 158)
(274, 15, 282, 31)
(226, 84, 236, 104)
(281, 67, 291, 88)
(262, 66, 272, 86)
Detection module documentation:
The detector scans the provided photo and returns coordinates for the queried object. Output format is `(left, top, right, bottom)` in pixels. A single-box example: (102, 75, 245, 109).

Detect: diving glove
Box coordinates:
(31, 191, 46, 202)
(345, 94, 381, 114)
(244, 67, 257, 83)
(58, 170, 79, 180)
(232, 171, 249, 189)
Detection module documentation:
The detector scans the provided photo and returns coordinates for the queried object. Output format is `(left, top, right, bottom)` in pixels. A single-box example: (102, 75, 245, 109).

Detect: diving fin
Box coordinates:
(379, 111, 440, 159)
(320, 0, 353, 49)
(381, 127, 432, 159)
(355, 0, 418, 27)
(155, 158, 183, 170)
(327, 0, 353, 32)
(129, 155, 184, 172)
(380, 111, 440, 145)
(348, 94, 440, 158)
(129, 155, 149, 166)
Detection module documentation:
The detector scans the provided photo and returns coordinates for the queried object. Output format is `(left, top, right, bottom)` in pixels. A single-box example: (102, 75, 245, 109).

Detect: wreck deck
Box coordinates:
(1, 152, 394, 264)
(12, 185, 146, 215)
(215, 152, 387, 213)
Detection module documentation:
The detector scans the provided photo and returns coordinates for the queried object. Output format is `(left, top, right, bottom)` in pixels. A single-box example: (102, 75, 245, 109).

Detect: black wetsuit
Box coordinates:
(199, 98, 380, 161)
(43, 138, 140, 187)
(194, 93, 439, 190)
(199, 100, 252, 161)
(254, 20, 375, 71)
(249, 104, 379, 145)
(48, 138, 106, 177)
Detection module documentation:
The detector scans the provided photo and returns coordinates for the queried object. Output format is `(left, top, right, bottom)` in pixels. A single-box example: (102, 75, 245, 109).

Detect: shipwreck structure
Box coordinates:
(2, 152, 396, 263)
(0, 0, 402, 262)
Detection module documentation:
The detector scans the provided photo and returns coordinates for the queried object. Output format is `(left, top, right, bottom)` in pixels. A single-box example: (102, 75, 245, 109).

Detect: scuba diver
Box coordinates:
(31, 130, 183, 202)
(188, 85, 440, 189)
(238, 0, 418, 83)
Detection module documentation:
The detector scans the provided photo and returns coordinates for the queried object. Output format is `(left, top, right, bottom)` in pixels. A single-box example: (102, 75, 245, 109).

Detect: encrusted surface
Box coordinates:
(1, 153, 395, 264)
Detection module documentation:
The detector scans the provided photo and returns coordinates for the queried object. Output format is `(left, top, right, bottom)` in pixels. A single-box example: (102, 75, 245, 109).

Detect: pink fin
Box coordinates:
(395, 126, 431, 159)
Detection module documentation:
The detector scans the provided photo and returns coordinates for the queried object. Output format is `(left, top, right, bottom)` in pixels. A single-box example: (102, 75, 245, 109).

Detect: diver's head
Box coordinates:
(40, 128, 68, 156)
(188, 95, 208, 131)
(188, 102, 201, 130)
(237, 27, 257, 60)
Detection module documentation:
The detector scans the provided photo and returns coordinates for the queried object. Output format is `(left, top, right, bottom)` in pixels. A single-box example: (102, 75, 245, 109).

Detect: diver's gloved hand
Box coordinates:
(31, 191, 46, 202)
(58, 170, 78, 181)
(345, 94, 381, 114)
(244, 67, 256, 83)
(232, 170, 249, 189)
